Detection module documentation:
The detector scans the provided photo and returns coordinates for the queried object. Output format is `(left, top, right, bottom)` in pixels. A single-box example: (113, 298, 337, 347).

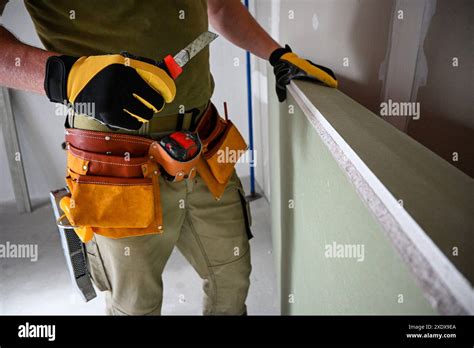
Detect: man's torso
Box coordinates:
(19, 0, 214, 118)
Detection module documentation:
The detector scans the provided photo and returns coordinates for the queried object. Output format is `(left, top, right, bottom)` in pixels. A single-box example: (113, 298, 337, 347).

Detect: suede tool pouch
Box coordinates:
(196, 104, 248, 186)
(203, 121, 248, 184)
(65, 173, 154, 229)
(62, 129, 165, 241)
(195, 157, 228, 199)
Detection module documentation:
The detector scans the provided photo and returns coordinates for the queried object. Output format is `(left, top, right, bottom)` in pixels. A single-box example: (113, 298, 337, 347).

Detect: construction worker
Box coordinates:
(0, 0, 336, 315)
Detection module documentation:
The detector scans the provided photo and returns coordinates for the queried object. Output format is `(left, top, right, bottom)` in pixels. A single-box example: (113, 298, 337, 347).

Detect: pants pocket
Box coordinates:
(85, 238, 111, 292)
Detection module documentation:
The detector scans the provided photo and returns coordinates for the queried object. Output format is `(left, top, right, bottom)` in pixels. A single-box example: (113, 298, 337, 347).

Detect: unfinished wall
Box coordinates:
(275, 0, 394, 114)
(407, 0, 474, 177)
(251, 0, 473, 199)
(251, 0, 395, 199)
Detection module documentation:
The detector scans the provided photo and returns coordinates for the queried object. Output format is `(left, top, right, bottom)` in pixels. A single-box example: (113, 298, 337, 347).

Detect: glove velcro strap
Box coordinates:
(44, 55, 78, 103)
(269, 44, 292, 66)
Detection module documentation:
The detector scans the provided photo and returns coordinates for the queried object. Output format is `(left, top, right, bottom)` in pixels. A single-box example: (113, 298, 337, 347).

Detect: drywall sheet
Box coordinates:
(271, 93, 435, 315)
(294, 81, 473, 285)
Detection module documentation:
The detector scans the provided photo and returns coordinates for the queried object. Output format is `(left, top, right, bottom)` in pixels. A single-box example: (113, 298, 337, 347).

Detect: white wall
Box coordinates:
(0, 1, 250, 204)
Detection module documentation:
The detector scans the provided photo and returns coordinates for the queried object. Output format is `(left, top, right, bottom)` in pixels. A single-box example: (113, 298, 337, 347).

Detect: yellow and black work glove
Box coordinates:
(269, 45, 338, 102)
(44, 53, 176, 130)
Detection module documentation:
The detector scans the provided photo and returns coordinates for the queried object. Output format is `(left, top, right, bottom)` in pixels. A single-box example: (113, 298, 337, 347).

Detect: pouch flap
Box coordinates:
(67, 175, 154, 228)
(68, 144, 148, 178)
(204, 122, 248, 184)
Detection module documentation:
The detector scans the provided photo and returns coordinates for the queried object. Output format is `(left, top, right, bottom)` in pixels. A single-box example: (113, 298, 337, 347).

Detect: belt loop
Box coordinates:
(189, 108, 201, 131)
(176, 112, 184, 131)
(189, 101, 210, 132)
(145, 121, 150, 137)
(65, 111, 74, 129)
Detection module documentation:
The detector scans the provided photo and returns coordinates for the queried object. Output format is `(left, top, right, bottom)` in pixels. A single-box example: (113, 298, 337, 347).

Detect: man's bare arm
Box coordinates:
(0, 25, 56, 94)
(208, 0, 280, 60)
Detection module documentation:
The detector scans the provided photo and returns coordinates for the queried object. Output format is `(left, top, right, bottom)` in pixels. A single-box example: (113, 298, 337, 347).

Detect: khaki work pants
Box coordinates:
(84, 171, 252, 315)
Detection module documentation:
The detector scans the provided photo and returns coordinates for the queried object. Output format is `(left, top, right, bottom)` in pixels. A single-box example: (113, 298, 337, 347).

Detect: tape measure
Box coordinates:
(159, 130, 201, 162)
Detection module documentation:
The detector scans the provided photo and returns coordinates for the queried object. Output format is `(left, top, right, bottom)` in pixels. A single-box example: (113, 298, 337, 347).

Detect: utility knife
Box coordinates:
(162, 31, 219, 79)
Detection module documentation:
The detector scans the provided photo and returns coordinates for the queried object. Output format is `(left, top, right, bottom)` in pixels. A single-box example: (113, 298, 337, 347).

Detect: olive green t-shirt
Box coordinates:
(14, 0, 214, 116)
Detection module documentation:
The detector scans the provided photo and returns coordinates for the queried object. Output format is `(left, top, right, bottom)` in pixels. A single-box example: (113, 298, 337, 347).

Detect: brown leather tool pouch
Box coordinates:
(64, 130, 164, 240)
(148, 141, 200, 182)
(195, 104, 248, 199)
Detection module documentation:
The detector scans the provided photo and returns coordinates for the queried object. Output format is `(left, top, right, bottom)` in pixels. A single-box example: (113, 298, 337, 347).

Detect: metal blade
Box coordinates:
(173, 31, 218, 68)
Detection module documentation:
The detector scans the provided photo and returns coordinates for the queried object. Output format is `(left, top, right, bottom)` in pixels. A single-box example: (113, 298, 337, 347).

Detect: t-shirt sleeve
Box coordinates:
(0, 0, 8, 16)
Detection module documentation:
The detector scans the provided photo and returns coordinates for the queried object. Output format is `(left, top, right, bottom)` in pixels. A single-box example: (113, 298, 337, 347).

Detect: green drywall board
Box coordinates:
(295, 81, 474, 283)
(274, 93, 435, 315)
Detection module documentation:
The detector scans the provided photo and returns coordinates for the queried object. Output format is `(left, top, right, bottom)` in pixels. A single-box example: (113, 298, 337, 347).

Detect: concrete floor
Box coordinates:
(0, 182, 278, 315)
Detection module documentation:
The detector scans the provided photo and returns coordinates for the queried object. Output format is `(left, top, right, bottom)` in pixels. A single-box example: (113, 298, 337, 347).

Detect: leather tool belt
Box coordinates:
(59, 103, 248, 242)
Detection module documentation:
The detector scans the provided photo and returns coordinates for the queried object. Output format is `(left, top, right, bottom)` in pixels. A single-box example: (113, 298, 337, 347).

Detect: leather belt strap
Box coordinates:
(66, 128, 198, 182)
(65, 103, 214, 183)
